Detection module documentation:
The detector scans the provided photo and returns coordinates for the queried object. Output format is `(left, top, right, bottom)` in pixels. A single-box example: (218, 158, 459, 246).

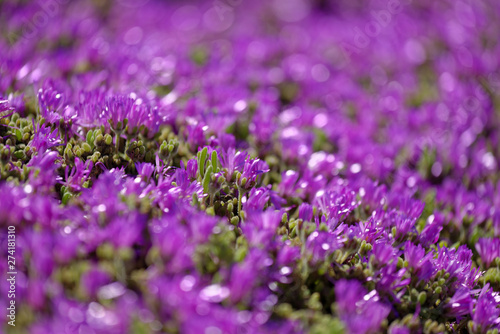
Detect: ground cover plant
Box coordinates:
(1, 0, 500, 333)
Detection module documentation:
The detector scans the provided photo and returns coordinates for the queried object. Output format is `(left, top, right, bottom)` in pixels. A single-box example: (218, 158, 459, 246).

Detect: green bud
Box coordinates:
(275, 303, 293, 318)
(15, 129, 22, 141)
(118, 247, 134, 261)
(97, 243, 115, 260)
(360, 239, 367, 252)
(235, 246, 247, 262)
(62, 192, 72, 205)
(307, 292, 323, 311)
(227, 202, 234, 213)
(94, 134, 104, 147)
(104, 134, 113, 145)
(91, 152, 101, 163)
(230, 216, 240, 226)
(1, 147, 11, 161)
(82, 142, 92, 153)
(146, 247, 160, 265)
(397, 257, 404, 269)
(240, 177, 247, 187)
(13, 150, 25, 160)
(435, 286, 442, 294)
(86, 131, 94, 147)
(206, 206, 215, 216)
(410, 288, 418, 302)
(467, 321, 474, 333)
(418, 291, 427, 304)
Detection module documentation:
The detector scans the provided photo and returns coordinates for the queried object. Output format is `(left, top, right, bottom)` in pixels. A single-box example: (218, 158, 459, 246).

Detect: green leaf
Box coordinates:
(203, 165, 213, 193)
(198, 147, 208, 181)
(15, 129, 22, 141)
(211, 150, 218, 172)
(86, 130, 94, 149)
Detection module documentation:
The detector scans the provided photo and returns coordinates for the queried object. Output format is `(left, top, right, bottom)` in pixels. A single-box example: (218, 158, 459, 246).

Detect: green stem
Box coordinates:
(115, 132, 121, 153)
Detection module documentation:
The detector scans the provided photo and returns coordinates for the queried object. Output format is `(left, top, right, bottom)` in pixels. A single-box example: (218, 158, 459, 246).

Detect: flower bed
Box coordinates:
(1, 0, 500, 333)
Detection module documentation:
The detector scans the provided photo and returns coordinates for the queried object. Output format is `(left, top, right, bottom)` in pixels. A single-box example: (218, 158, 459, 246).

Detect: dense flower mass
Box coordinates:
(1, 0, 500, 333)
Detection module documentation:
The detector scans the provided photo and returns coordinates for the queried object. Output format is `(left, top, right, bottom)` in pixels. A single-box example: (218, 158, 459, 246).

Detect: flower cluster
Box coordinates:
(1, 0, 500, 333)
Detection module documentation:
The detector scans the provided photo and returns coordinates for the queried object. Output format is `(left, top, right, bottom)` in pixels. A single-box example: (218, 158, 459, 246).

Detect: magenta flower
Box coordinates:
(475, 238, 500, 268)
(335, 279, 390, 334)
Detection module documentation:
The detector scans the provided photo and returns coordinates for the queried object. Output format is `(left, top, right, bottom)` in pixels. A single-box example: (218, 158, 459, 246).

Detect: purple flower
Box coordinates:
(27, 151, 62, 191)
(63, 157, 93, 192)
(186, 123, 206, 150)
(105, 95, 135, 129)
(306, 231, 343, 264)
(105, 212, 147, 248)
(27, 279, 45, 310)
(242, 210, 282, 247)
(373, 262, 410, 298)
(335, 279, 390, 334)
(241, 210, 281, 247)
(244, 187, 270, 211)
(28, 121, 62, 155)
(371, 242, 398, 266)
(135, 162, 155, 180)
(298, 203, 313, 222)
(37, 79, 71, 125)
(0, 99, 14, 120)
(388, 325, 410, 334)
(80, 169, 128, 222)
(237, 157, 270, 190)
(432, 245, 482, 290)
(220, 147, 248, 181)
(471, 284, 500, 332)
(475, 238, 500, 268)
(404, 241, 434, 281)
(418, 213, 444, 248)
(228, 249, 266, 303)
(278, 170, 299, 197)
(180, 159, 198, 180)
(314, 189, 359, 224)
(81, 268, 111, 298)
(445, 288, 472, 318)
